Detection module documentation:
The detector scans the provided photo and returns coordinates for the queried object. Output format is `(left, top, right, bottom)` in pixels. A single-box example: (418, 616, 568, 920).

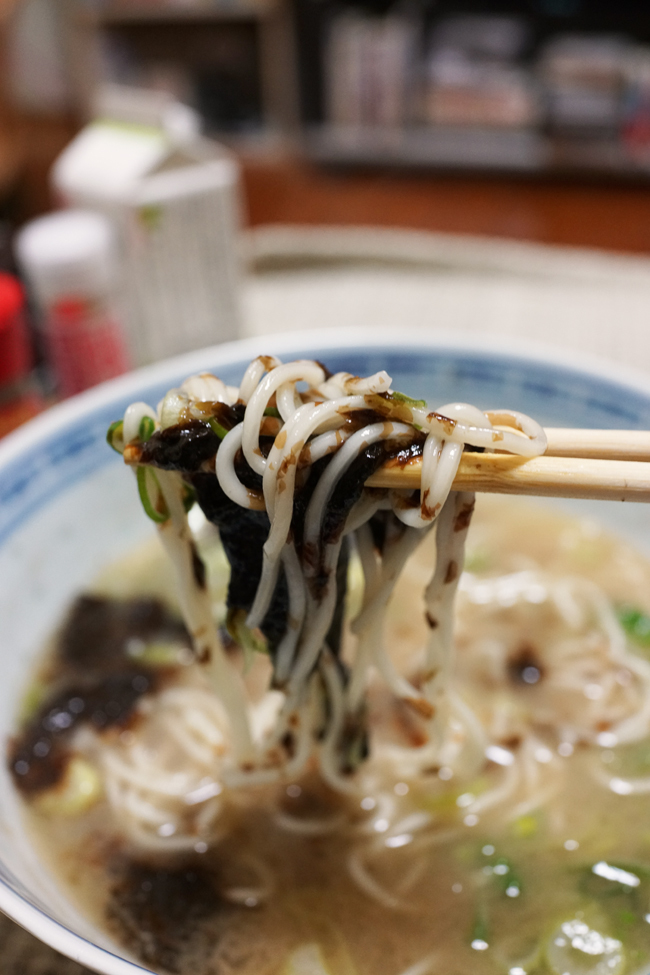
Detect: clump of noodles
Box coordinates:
(449, 569, 650, 818)
(456, 569, 650, 747)
(344, 565, 650, 916)
(105, 356, 547, 848)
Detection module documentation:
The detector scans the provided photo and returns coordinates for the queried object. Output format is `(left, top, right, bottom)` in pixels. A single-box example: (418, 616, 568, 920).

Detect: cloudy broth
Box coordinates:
(13, 497, 650, 975)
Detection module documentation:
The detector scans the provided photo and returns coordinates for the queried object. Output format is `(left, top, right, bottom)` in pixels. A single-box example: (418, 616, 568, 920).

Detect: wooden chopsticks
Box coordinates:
(366, 429, 650, 503)
(544, 429, 650, 462)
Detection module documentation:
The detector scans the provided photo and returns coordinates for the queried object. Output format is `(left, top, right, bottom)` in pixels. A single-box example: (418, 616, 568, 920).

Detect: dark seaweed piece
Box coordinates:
(325, 536, 349, 658)
(59, 595, 189, 676)
(368, 510, 391, 555)
(322, 441, 394, 547)
(314, 359, 333, 380)
(191, 472, 270, 611)
(339, 407, 388, 431)
(140, 421, 222, 473)
(192, 473, 289, 655)
(8, 737, 69, 795)
(233, 447, 264, 492)
(339, 705, 370, 774)
(128, 408, 292, 654)
(507, 645, 544, 687)
(139, 405, 246, 474)
(212, 401, 246, 429)
(133, 393, 423, 676)
(314, 651, 367, 771)
(300, 439, 417, 604)
(8, 669, 157, 796)
(107, 861, 226, 973)
(291, 455, 332, 557)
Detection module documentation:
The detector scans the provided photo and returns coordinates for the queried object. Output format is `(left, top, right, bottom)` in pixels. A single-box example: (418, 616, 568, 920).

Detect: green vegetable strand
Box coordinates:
(470, 906, 490, 948)
(227, 608, 268, 657)
(391, 390, 427, 409)
(618, 606, 650, 647)
(136, 466, 169, 524)
(492, 856, 522, 897)
(106, 420, 124, 454)
(138, 415, 155, 442)
(208, 417, 229, 440)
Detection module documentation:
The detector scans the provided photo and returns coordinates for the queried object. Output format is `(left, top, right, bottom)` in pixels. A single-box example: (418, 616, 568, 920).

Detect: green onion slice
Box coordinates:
(618, 606, 650, 647)
(227, 607, 268, 656)
(391, 390, 427, 409)
(208, 417, 228, 440)
(106, 420, 124, 454)
(470, 906, 490, 949)
(136, 466, 169, 523)
(138, 415, 156, 442)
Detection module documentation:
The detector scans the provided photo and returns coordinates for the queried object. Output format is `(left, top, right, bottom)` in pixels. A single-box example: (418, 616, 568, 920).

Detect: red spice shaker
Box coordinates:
(0, 273, 42, 438)
(15, 211, 130, 398)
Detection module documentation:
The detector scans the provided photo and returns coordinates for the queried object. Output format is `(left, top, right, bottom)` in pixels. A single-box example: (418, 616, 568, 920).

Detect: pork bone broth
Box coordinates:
(11, 497, 650, 975)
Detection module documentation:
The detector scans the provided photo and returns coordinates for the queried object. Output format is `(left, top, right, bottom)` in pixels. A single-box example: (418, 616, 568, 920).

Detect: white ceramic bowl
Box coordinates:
(3, 328, 650, 974)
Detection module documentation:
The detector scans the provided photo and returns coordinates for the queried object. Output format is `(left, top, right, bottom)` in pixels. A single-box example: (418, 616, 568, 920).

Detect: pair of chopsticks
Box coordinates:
(367, 429, 650, 503)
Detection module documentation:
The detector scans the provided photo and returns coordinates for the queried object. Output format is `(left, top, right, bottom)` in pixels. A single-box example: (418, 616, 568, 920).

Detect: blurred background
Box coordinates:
(4, 0, 650, 440)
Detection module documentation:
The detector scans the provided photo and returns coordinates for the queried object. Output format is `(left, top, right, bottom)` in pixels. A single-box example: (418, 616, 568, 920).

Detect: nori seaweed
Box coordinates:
(133, 410, 425, 674)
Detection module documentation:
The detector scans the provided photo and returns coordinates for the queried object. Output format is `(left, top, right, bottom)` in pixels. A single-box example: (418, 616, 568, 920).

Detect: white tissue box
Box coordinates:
(52, 87, 243, 366)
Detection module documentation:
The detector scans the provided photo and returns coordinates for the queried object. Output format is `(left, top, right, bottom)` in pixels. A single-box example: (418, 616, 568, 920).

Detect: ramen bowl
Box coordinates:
(2, 327, 650, 974)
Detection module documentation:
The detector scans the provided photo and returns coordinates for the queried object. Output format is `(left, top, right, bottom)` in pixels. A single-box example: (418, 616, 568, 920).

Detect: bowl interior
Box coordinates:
(2, 329, 650, 974)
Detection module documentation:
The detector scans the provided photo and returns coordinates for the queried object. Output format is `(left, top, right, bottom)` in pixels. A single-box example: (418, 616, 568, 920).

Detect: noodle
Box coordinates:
(95, 355, 550, 847)
(112, 358, 544, 790)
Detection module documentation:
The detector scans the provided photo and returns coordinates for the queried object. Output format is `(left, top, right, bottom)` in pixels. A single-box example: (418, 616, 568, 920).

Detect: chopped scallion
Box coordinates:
(616, 909, 637, 929)
(470, 907, 490, 948)
(208, 417, 228, 440)
(513, 813, 538, 839)
(618, 606, 650, 647)
(264, 406, 282, 418)
(106, 420, 124, 454)
(35, 756, 102, 816)
(136, 466, 169, 523)
(494, 857, 518, 892)
(392, 390, 427, 409)
(138, 415, 155, 442)
(483, 852, 523, 896)
(227, 608, 268, 657)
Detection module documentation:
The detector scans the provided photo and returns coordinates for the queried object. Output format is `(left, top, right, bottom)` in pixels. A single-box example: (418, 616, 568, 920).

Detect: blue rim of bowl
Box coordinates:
(1, 325, 650, 973)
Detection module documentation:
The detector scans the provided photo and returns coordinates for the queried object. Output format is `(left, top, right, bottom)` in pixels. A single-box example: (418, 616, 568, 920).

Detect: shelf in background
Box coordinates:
(69, 0, 299, 132)
(306, 126, 547, 174)
(305, 125, 650, 180)
(79, 0, 277, 24)
(238, 151, 650, 253)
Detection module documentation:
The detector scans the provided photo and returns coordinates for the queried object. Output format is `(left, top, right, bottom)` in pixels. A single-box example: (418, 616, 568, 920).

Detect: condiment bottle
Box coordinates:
(15, 210, 130, 398)
(0, 272, 42, 438)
